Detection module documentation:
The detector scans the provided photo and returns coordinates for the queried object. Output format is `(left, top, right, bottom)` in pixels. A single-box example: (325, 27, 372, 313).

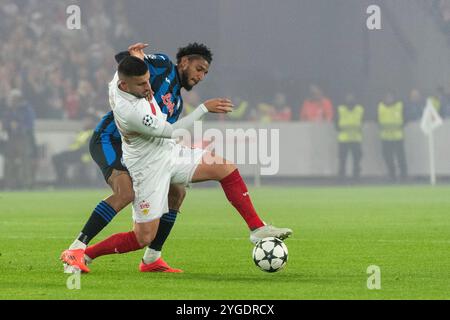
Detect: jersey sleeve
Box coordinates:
(115, 51, 172, 67)
(144, 53, 173, 69)
(127, 100, 208, 139)
(126, 99, 171, 138)
(108, 73, 120, 111)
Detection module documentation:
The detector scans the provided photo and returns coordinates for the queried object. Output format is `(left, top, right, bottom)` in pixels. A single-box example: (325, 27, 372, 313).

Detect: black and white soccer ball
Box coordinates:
(252, 237, 288, 273)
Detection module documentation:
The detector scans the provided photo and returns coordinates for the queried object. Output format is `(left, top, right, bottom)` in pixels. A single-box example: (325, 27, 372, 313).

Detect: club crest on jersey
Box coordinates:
(139, 200, 150, 215)
(162, 93, 175, 116)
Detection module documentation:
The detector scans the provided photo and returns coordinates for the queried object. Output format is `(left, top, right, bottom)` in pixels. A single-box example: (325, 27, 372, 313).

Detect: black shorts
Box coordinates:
(89, 132, 128, 182)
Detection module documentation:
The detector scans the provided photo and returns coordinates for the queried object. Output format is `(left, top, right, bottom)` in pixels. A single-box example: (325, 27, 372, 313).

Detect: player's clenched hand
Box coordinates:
(203, 98, 234, 113)
(128, 43, 149, 60)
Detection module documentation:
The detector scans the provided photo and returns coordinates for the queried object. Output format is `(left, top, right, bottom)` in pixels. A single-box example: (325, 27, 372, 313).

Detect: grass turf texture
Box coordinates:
(0, 186, 449, 300)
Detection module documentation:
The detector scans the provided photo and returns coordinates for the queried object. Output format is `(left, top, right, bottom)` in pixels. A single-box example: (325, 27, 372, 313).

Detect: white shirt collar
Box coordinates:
(110, 72, 141, 102)
(117, 83, 140, 102)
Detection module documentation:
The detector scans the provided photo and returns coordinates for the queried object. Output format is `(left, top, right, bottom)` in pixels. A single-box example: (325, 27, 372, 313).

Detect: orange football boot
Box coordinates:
(139, 258, 183, 273)
(60, 249, 90, 273)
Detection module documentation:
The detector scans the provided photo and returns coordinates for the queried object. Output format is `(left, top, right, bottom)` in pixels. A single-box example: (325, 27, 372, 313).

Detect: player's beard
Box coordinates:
(181, 72, 193, 91)
(131, 91, 151, 99)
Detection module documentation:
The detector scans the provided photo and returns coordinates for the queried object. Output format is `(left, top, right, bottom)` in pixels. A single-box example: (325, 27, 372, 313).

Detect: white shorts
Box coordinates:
(131, 144, 205, 223)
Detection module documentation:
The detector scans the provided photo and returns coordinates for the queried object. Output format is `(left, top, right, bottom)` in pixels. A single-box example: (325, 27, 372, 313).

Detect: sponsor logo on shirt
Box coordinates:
(162, 93, 175, 116)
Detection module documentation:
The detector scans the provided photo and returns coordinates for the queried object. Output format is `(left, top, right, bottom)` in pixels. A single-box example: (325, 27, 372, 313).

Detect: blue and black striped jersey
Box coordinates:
(144, 53, 183, 124)
(94, 111, 121, 141)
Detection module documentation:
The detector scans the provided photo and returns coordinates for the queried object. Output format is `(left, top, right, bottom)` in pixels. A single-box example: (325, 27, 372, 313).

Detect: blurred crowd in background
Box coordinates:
(2, 0, 450, 124)
(0, 0, 133, 122)
(0, 0, 135, 189)
(2, 0, 450, 189)
(433, 0, 450, 36)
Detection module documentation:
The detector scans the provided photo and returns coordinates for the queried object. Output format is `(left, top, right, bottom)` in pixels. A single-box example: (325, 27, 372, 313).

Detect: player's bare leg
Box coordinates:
(141, 184, 185, 272)
(133, 220, 183, 273)
(105, 170, 135, 212)
(81, 220, 158, 272)
(80, 185, 184, 272)
(133, 220, 160, 247)
(80, 221, 157, 266)
(62, 169, 185, 272)
(168, 184, 186, 211)
(78, 184, 184, 273)
(133, 219, 182, 273)
(61, 170, 134, 273)
(191, 152, 292, 243)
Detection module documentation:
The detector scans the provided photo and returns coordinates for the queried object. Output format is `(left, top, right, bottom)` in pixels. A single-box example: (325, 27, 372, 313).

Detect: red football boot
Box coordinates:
(139, 258, 183, 273)
(60, 249, 90, 273)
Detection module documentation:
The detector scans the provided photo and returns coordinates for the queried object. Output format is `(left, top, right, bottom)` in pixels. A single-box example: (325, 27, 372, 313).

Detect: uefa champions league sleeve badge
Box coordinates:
(142, 114, 158, 128)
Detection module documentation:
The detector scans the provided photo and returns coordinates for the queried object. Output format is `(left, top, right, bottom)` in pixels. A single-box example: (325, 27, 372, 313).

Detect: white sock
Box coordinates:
(84, 255, 92, 265)
(142, 248, 161, 264)
(69, 239, 87, 250)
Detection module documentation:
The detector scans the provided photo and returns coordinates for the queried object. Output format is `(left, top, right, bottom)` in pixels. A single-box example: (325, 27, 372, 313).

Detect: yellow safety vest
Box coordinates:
(257, 103, 274, 123)
(378, 102, 404, 141)
(337, 105, 364, 142)
(228, 101, 248, 120)
(69, 129, 92, 163)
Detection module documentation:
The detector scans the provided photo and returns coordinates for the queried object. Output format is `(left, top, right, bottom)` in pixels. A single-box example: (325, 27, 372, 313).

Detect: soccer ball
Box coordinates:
(252, 237, 288, 273)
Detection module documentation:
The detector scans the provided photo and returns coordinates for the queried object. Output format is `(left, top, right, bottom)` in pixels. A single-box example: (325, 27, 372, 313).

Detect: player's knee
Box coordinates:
(118, 188, 135, 205)
(136, 237, 151, 248)
(135, 232, 152, 248)
(220, 163, 237, 179)
(225, 163, 237, 174)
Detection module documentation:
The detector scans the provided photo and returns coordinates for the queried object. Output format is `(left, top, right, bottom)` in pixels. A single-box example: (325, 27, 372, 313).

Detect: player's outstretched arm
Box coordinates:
(167, 98, 233, 134)
(129, 98, 233, 139)
(202, 98, 234, 113)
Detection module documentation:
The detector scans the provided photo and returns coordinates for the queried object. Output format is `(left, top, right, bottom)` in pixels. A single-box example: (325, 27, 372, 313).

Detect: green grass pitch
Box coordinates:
(0, 185, 449, 300)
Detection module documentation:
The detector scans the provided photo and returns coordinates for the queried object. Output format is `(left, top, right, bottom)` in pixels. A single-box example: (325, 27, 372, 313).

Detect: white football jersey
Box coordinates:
(108, 72, 176, 172)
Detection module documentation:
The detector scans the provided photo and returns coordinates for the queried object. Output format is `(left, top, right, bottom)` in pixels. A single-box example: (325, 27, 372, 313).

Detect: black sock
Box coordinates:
(149, 209, 178, 251)
(77, 201, 117, 245)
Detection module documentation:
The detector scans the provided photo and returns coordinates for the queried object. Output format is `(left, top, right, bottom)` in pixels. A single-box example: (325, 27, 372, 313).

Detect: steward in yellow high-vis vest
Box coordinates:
(337, 104, 364, 143)
(69, 129, 92, 163)
(52, 119, 95, 186)
(336, 97, 364, 180)
(377, 94, 407, 181)
(378, 101, 404, 141)
(228, 100, 248, 121)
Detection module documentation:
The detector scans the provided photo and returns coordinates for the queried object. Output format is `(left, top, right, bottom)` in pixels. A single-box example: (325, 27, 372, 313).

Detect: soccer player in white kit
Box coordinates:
(86, 55, 292, 272)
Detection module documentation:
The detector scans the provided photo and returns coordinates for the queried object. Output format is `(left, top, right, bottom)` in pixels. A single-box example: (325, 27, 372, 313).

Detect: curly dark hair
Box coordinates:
(176, 43, 213, 64)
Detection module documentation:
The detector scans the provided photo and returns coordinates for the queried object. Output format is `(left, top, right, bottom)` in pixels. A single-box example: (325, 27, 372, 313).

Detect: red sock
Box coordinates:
(220, 169, 265, 230)
(85, 231, 141, 259)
